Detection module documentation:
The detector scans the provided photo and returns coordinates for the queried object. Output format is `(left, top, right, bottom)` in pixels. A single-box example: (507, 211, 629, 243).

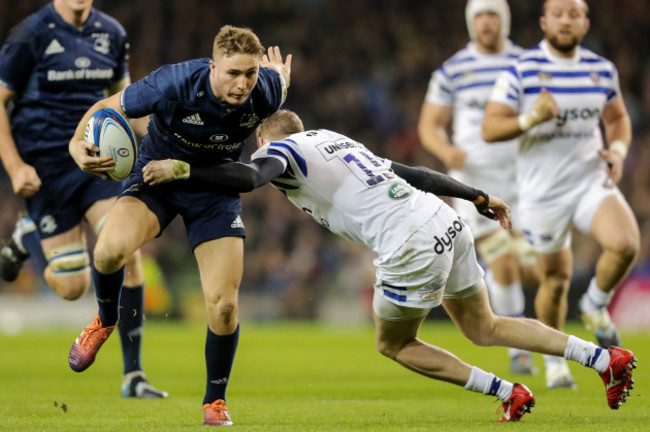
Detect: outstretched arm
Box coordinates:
(391, 162, 511, 228)
(143, 157, 285, 192)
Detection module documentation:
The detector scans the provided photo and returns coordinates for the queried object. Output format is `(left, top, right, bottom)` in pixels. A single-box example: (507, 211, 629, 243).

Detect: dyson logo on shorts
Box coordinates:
(433, 217, 465, 254)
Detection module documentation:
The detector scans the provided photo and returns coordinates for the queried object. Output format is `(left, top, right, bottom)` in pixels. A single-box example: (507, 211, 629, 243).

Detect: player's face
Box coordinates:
(474, 11, 502, 51)
(541, 0, 589, 55)
(209, 53, 261, 106)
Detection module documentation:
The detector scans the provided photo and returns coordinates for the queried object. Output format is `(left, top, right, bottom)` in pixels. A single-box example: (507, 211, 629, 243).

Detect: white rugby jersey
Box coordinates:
(490, 40, 620, 205)
(425, 40, 524, 169)
(251, 129, 444, 257)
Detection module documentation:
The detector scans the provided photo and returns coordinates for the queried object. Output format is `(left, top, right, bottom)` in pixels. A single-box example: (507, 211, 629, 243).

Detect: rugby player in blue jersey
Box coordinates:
(482, 0, 639, 394)
(67, 24, 291, 426)
(0, 0, 167, 399)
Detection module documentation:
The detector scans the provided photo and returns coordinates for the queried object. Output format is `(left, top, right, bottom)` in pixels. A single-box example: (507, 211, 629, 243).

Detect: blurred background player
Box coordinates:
(142, 109, 638, 422)
(482, 0, 639, 388)
(0, 0, 167, 398)
(67, 25, 291, 426)
(417, 0, 538, 375)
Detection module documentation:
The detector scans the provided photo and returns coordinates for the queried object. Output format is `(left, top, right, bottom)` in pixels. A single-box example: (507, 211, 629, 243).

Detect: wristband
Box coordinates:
(172, 160, 190, 180)
(608, 140, 628, 159)
(518, 110, 539, 132)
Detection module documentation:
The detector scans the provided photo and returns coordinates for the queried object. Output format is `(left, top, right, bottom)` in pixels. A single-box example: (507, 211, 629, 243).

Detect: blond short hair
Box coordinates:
(212, 25, 264, 59)
(256, 110, 305, 142)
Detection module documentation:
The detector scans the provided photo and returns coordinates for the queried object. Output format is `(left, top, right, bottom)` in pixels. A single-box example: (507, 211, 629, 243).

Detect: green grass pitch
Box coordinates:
(0, 320, 648, 431)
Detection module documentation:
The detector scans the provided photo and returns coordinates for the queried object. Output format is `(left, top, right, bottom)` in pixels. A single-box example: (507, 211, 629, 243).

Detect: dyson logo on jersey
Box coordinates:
(556, 107, 601, 127)
(433, 217, 465, 254)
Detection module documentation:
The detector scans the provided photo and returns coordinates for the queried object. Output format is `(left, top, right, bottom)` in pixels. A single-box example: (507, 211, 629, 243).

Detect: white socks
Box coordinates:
(485, 271, 525, 317)
(563, 335, 610, 373)
(580, 277, 613, 313)
(464, 366, 514, 402)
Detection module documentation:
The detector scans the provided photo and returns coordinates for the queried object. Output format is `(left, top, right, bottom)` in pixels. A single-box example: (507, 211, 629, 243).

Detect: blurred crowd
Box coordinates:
(1, 0, 648, 320)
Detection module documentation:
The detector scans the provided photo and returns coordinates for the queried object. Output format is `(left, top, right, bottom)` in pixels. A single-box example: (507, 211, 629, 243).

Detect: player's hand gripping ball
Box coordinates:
(84, 108, 138, 181)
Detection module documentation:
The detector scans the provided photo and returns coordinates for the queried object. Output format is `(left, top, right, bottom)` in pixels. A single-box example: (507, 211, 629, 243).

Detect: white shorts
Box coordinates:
(520, 171, 621, 254)
(373, 203, 485, 321)
(450, 168, 521, 239)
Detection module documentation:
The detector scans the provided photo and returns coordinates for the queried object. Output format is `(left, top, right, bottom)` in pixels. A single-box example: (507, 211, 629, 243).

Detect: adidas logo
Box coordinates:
(45, 38, 65, 55)
(182, 113, 204, 125)
(230, 215, 244, 229)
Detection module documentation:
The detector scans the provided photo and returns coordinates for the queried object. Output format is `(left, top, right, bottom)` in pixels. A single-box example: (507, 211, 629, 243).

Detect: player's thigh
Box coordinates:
(372, 309, 427, 353)
(587, 194, 640, 253)
(95, 196, 160, 260)
(442, 284, 495, 338)
(84, 196, 116, 234)
(194, 236, 244, 302)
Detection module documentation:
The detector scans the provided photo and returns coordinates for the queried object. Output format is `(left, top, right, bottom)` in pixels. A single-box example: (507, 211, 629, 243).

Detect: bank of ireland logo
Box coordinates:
(388, 182, 412, 200)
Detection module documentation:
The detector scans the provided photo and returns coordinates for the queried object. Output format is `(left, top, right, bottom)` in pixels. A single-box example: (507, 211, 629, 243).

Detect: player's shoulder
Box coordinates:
(577, 46, 614, 68)
(88, 8, 128, 38)
(516, 43, 544, 62)
(507, 41, 526, 58)
(157, 58, 209, 76)
(147, 58, 209, 97)
(441, 44, 476, 69)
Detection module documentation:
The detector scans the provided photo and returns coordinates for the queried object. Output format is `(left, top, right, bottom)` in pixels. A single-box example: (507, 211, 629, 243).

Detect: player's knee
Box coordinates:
(54, 281, 89, 301)
(206, 295, 238, 325)
(93, 240, 128, 273)
(539, 274, 569, 301)
(462, 317, 498, 347)
(375, 337, 404, 360)
(608, 237, 639, 264)
(45, 245, 91, 300)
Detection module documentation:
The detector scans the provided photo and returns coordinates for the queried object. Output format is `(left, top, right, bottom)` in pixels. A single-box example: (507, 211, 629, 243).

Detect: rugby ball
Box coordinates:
(84, 108, 138, 182)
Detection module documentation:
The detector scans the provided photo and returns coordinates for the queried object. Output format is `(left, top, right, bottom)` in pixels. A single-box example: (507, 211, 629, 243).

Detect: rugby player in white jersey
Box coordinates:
(142, 109, 638, 421)
(418, 0, 538, 375)
(482, 0, 639, 389)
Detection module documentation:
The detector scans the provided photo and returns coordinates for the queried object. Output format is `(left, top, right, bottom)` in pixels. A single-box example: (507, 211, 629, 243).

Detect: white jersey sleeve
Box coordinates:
(251, 130, 444, 257)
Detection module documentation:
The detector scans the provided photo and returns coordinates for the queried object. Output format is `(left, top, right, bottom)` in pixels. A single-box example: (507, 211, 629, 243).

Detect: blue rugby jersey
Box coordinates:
(120, 60, 284, 167)
(0, 4, 129, 163)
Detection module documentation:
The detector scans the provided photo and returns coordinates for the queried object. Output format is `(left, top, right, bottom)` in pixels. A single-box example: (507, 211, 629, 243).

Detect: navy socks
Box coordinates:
(20, 229, 47, 274)
(203, 324, 240, 405)
(93, 265, 124, 327)
(118, 284, 144, 374)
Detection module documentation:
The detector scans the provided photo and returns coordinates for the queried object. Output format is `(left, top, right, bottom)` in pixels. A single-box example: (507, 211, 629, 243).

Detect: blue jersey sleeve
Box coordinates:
(0, 18, 39, 92)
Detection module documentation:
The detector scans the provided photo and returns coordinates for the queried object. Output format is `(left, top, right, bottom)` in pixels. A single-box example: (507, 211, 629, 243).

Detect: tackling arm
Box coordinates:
(391, 162, 495, 219)
(143, 157, 285, 192)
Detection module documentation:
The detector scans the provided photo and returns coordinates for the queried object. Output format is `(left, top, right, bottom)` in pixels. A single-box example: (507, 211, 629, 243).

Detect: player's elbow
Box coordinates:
(481, 121, 499, 142)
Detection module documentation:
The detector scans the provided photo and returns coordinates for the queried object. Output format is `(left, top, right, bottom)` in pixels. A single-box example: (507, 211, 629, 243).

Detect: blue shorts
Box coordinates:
(25, 157, 122, 239)
(121, 171, 245, 250)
